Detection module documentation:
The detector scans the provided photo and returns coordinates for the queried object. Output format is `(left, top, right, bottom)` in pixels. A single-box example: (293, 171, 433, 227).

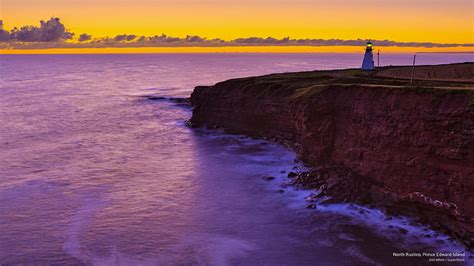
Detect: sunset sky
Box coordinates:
(1, 0, 473, 53)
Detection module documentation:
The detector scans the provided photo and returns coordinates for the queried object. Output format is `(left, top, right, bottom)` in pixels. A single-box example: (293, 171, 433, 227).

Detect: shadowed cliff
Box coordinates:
(190, 62, 474, 248)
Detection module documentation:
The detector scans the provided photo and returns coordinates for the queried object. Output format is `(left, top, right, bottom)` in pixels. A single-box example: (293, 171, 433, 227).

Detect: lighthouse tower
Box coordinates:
(361, 41, 375, 71)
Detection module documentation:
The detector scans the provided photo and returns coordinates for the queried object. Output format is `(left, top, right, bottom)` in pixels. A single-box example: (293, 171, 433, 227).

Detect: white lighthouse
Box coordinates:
(361, 41, 375, 71)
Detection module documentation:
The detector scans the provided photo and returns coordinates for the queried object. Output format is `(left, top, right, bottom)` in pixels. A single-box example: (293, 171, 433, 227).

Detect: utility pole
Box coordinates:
(410, 54, 417, 85)
(377, 50, 380, 67)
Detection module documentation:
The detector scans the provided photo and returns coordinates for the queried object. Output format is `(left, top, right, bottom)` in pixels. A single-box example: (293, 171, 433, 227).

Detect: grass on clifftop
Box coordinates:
(221, 63, 474, 100)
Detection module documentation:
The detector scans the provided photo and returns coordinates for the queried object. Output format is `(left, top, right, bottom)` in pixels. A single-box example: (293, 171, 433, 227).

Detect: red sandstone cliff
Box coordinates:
(190, 63, 474, 247)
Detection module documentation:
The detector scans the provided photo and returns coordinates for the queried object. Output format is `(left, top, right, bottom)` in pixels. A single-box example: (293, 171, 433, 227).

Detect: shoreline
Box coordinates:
(189, 62, 474, 248)
(185, 125, 471, 257)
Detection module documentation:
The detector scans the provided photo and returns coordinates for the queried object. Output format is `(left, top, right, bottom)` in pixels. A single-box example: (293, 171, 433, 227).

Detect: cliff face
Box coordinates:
(190, 65, 474, 247)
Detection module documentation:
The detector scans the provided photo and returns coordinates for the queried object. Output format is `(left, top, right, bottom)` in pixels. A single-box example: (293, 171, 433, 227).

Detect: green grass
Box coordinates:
(291, 85, 327, 99)
(217, 65, 474, 100)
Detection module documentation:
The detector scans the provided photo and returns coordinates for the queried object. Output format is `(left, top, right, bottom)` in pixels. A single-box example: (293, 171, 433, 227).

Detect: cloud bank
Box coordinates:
(1, 18, 73, 42)
(0, 18, 472, 50)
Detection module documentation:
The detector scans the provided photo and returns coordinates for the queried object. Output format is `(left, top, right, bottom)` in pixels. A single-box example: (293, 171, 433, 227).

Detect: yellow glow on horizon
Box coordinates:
(1, 46, 472, 54)
(2, 0, 473, 44)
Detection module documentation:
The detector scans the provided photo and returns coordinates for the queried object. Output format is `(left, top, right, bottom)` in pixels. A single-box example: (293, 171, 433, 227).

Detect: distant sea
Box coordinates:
(1, 53, 472, 265)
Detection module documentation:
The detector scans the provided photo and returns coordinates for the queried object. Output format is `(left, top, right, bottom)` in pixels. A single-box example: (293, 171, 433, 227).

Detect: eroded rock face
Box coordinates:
(190, 70, 474, 247)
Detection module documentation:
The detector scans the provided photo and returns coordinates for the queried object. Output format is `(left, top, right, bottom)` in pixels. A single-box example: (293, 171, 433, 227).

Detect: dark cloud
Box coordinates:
(11, 26, 42, 42)
(114, 34, 137, 42)
(234, 37, 286, 44)
(78, 33, 92, 42)
(0, 28, 10, 41)
(40, 18, 73, 41)
(185, 35, 206, 42)
(2, 17, 73, 42)
(232, 37, 474, 48)
(0, 20, 8, 41)
(146, 34, 181, 43)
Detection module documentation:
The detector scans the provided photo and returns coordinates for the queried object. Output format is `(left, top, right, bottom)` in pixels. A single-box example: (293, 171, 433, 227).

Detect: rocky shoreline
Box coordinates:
(189, 63, 474, 248)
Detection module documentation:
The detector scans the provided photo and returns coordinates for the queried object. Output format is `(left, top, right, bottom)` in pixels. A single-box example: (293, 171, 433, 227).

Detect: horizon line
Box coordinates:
(1, 46, 474, 55)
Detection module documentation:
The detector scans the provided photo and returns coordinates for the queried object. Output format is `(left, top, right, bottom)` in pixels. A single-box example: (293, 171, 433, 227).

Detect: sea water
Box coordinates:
(1, 53, 472, 265)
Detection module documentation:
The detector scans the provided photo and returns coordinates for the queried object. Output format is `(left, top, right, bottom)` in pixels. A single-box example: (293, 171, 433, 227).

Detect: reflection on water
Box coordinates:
(0, 54, 472, 265)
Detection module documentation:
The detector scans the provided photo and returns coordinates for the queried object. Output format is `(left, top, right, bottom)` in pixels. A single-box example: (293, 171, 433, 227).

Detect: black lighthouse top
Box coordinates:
(365, 41, 373, 51)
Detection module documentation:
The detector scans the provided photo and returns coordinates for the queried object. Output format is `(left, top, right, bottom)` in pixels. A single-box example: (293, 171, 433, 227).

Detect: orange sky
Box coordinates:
(2, 0, 473, 43)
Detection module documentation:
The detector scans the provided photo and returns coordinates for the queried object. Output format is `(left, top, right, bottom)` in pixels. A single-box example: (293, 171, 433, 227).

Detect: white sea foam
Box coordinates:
(170, 234, 256, 266)
(63, 196, 107, 262)
(257, 155, 472, 257)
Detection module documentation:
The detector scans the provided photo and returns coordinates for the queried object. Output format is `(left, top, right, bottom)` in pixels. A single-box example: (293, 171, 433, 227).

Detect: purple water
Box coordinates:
(1, 53, 472, 265)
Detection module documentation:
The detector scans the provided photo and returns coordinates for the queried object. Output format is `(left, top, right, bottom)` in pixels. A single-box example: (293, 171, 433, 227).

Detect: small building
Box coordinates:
(361, 41, 375, 71)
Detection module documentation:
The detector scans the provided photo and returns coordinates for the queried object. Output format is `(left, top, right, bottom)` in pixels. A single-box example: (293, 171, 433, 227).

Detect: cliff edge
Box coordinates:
(190, 63, 474, 247)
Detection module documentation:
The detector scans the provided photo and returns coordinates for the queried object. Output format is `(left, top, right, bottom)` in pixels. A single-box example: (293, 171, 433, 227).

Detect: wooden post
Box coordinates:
(377, 50, 380, 67)
(410, 54, 417, 85)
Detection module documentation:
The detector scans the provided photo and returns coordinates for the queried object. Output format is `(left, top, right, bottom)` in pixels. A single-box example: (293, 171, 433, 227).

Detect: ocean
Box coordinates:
(0, 53, 472, 265)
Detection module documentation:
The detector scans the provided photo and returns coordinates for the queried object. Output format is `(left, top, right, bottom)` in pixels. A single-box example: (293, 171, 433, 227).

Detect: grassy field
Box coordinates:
(215, 63, 474, 100)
